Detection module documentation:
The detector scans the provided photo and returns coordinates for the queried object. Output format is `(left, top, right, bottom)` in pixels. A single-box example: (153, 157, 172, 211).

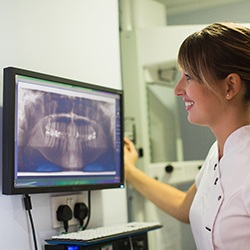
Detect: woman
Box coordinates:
(124, 22, 250, 250)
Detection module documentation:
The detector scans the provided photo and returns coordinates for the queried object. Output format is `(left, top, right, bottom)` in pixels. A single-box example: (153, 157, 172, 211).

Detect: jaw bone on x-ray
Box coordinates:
(17, 88, 116, 173)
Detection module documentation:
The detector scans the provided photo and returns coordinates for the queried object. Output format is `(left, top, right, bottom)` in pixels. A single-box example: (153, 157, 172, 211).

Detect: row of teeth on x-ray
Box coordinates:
(44, 115, 98, 148)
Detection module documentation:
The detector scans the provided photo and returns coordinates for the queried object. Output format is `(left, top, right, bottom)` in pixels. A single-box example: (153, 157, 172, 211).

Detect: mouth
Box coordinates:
(27, 113, 108, 171)
(185, 101, 194, 110)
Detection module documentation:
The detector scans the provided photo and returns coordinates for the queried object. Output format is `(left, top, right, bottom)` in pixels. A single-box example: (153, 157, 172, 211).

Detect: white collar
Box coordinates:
(223, 125, 250, 155)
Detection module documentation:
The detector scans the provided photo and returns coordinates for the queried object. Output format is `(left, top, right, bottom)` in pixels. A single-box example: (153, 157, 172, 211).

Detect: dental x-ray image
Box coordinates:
(17, 87, 116, 173)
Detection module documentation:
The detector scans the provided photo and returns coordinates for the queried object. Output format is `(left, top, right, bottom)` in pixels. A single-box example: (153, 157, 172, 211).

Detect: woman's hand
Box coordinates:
(124, 137, 138, 178)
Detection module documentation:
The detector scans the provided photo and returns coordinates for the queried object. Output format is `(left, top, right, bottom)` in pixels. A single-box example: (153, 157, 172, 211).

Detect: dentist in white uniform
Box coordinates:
(124, 22, 250, 250)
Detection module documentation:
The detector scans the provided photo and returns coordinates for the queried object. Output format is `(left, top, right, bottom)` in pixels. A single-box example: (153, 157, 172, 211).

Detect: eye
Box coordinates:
(184, 73, 191, 81)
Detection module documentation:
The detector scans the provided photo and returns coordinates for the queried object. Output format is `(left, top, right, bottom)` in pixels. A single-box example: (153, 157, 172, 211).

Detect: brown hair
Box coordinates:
(178, 22, 250, 102)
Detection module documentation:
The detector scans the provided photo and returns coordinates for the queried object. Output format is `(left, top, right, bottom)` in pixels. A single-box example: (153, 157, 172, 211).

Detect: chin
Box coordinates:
(187, 116, 205, 126)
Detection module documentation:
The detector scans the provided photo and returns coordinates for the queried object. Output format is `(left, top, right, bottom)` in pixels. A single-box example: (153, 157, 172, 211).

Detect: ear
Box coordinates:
(225, 73, 242, 100)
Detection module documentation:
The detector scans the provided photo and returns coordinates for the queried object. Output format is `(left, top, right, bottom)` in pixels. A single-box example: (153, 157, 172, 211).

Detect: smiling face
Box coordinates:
(174, 72, 226, 127)
(175, 23, 250, 149)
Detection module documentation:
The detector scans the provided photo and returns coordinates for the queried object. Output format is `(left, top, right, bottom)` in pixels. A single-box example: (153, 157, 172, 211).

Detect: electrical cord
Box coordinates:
(80, 190, 91, 230)
(23, 194, 38, 250)
(129, 236, 134, 250)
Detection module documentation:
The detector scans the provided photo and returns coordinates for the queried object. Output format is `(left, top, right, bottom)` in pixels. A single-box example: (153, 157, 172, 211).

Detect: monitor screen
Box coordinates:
(2, 67, 124, 195)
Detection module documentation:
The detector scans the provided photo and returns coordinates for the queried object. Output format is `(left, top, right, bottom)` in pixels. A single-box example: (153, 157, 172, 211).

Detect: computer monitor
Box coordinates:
(2, 67, 124, 195)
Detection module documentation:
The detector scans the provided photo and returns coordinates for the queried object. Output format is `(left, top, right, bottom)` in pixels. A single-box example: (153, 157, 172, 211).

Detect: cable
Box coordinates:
(23, 194, 38, 250)
(81, 190, 91, 230)
(128, 236, 134, 250)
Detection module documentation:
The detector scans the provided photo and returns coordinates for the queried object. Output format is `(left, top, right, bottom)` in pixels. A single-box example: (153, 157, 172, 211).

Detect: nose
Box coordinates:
(174, 74, 186, 97)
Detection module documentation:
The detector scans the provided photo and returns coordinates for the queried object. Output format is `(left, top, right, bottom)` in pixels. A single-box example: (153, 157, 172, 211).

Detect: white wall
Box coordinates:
(0, 0, 127, 249)
(167, 0, 250, 25)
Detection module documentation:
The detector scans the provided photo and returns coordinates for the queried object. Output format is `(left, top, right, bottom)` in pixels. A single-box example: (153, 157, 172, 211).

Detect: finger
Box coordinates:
(124, 137, 131, 145)
(124, 143, 131, 152)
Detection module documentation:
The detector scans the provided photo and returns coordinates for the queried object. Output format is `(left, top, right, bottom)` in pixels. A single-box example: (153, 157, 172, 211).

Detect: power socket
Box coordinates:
(50, 193, 84, 229)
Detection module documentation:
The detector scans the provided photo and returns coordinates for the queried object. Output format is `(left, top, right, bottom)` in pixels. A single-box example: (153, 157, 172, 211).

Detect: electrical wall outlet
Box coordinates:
(50, 193, 85, 229)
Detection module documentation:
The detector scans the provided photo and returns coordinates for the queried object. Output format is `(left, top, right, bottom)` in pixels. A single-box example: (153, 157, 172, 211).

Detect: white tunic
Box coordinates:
(190, 125, 250, 250)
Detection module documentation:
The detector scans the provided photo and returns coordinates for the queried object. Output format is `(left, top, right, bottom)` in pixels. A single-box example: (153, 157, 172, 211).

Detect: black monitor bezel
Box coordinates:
(2, 67, 124, 195)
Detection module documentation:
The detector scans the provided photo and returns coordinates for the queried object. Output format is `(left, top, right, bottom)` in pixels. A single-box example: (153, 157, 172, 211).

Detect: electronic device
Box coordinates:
(2, 67, 124, 195)
(45, 233, 149, 250)
(45, 221, 162, 246)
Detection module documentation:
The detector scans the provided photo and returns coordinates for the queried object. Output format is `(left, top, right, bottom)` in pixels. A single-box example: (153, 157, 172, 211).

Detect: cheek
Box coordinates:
(189, 83, 217, 102)
(191, 95, 223, 124)
(186, 87, 222, 123)
(196, 91, 221, 113)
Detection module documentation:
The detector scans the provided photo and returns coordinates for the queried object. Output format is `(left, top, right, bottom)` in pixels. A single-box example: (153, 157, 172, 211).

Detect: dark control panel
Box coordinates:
(45, 233, 148, 250)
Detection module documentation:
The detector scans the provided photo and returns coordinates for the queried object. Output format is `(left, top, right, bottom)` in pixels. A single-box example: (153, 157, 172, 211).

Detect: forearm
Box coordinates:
(127, 166, 194, 223)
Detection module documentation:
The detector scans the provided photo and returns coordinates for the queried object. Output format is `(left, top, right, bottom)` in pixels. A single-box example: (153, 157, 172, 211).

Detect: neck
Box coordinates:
(210, 87, 250, 159)
(212, 119, 249, 160)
